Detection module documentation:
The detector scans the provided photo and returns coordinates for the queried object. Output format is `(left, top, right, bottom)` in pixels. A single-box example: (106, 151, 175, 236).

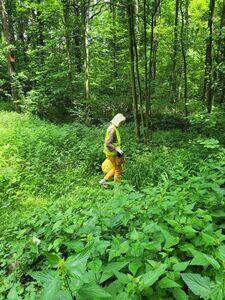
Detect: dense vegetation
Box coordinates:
(1, 0, 225, 299)
(0, 0, 225, 132)
(0, 111, 225, 299)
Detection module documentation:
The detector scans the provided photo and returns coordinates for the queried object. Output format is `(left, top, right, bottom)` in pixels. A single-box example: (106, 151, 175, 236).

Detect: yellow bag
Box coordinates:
(101, 158, 113, 174)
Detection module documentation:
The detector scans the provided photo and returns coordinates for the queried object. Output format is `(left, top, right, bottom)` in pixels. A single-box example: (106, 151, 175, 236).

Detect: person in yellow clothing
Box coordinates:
(99, 113, 126, 185)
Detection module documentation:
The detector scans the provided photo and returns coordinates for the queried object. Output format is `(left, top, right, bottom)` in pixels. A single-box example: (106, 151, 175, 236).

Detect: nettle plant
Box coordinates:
(2, 154, 225, 300)
(1, 112, 225, 299)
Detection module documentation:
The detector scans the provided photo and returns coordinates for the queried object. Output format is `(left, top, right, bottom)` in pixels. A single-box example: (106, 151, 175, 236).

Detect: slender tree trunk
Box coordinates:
(127, 2, 140, 139)
(203, 0, 215, 113)
(216, 0, 225, 103)
(147, 0, 160, 129)
(110, 0, 118, 82)
(143, 0, 148, 121)
(82, 0, 90, 101)
(73, 0, 82, 73)
(63, 0, 74, 104)
(180, 0, 188, 117)
(172, 0, 179, 102)
(131, 1, 145, 138)
(0, 0, 20, 111)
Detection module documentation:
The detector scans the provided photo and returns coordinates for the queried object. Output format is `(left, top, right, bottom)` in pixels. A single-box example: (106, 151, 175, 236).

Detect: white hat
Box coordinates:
(111, 113, 126, 127)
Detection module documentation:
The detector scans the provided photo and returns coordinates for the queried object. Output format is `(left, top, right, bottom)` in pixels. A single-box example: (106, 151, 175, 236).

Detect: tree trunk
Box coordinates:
(82, 0, 90, 101)
(147, 0, 160, 129)
(180, 0, 188, 117)
(143, 0, 148, 122)
(73, 0, 82, 73)
(131, 1, 145, 138)
(127, 2, 140, 139)
(63, 0, 74, 104)
(0, 0, 20, 111)
(110, 0, 118, 82)
(203, 0, 215, 113)
(172, 0, 179, 102)
(216, 0, 225, 104)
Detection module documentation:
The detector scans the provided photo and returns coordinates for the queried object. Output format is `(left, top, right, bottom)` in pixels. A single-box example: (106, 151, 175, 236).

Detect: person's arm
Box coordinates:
(106, 128, 117, 152)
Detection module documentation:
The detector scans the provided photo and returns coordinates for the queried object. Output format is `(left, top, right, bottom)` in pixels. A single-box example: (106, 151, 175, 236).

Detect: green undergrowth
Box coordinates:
(0, 111, 225, 299)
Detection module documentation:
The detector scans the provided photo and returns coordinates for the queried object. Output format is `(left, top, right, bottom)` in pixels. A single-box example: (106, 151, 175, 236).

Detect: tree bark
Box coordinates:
(82, 0, 90, 101)
(131, 0, 145, 138)
(147, 0, 160, 129)
(203, 0, 215, 113)
(62, 0, 74, 104)
(172, 0, 179, 102)
(216, 0, 225, 104)
(110, 0, 118, 82)
(0, 0, 20, 111)
(73, 0, 82, 73)
(127, 1, 140, 139)
(180, 0, 188, 117)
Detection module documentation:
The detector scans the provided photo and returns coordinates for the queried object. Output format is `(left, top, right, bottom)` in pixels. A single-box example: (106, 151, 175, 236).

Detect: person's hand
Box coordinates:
(116, 149, 124, 156)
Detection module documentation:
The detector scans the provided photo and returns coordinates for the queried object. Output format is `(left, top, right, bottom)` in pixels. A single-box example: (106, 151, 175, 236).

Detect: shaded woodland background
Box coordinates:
(0, 0, 224, 138)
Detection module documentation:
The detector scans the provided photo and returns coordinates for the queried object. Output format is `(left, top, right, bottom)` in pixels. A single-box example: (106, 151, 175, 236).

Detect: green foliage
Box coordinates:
(1, 0, 224, 121)
(0, 111, 225, 299)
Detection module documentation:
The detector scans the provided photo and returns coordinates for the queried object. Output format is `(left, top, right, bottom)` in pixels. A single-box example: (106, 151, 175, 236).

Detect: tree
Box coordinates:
(62, 0, 74, 105)
(180, 0, 188, 117)
(82, 0, 90, 101)
(0, 0, 20, 111)
(203, 0, 216, 113)
(146, 0, 161, 130)
(215, 0, 225, 104)
(127, 0, 140, 139)
(172, 0, 179, 102)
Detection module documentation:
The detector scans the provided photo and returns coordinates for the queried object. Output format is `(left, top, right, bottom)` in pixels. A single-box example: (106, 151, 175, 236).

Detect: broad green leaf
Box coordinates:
(7, 286, 19, 300)
(105, 280, 124, 296)
(115, 271, 129, 284)
(54, 290, 73, 300)
(128, 261, 142, 276)
(141, 264, 167, 288)
(144, 241, 162, 252)
(40, 277, 62, 300)
(45, 252, 60, 267)
(66, 242, 94, 270)
(173, 288, 188, 300)
(88, 259, 102, 273)
(181, 273, 211, 297)
(29, 270, 56, 283)
(63, 240, 84, 252)
(161, 228, 179, 249)
(77, 282, 111, 299)
(173, 261, 190, 272)
(216, 245, 225, 262)
(64, 225, 76, 234)
(182, 226, 197, 237)
(201, 233, 217, 246)
(158, 276, 181, 288)
(108, 240, 129, 261)
(210, 284, 224, 300)
(52, 220, 62, 231)
(190, 249, 220, 269)
(100, 261, 129, 283)
(130, 229, 139, 240)
(143, 222, 158, 233)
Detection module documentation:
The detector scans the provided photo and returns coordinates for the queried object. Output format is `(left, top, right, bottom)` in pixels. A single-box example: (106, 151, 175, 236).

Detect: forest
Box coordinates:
(0, 0, 225, 299)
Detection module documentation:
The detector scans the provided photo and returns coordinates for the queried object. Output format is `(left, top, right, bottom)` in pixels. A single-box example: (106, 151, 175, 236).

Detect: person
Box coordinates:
(99, 113, 126, 185)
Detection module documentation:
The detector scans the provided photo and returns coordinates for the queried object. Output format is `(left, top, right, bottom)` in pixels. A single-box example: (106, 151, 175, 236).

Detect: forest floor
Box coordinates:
(0, 110, 225, 300)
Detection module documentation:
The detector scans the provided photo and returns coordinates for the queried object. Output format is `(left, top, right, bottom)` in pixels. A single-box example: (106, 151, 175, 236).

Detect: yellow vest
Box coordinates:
(103, 124, 121, 156)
